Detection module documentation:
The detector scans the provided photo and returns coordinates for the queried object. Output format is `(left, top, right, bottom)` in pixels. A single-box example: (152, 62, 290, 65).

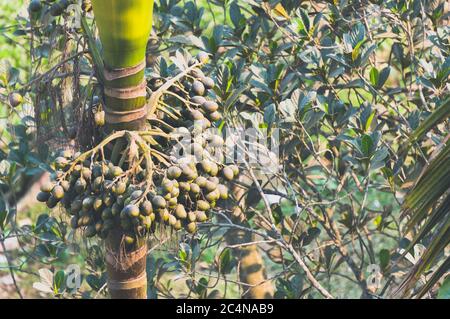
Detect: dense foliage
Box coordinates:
(0, 0, 448, 299)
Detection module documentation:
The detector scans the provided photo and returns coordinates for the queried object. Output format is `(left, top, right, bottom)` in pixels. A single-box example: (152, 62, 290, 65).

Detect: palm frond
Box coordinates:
(409, 97, 450, 143)
(395, 97, 450, 297)
(417, 256, 450, 299)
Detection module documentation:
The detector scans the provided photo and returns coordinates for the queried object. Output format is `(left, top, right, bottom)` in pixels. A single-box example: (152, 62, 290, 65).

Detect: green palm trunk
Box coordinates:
(92, 0, 154, 131)
(91, 0, 154, 299)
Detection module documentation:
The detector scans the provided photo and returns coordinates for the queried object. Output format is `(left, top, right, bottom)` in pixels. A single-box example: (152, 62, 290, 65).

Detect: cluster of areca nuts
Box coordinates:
(150, 52, 221, 130)
(183, 54, 222, 125)
(36, 149, 239, 245)
(35, 51, 240, 245)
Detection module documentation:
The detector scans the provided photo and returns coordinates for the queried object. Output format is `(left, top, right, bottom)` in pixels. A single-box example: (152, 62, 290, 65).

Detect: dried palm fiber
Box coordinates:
(32, 36, 85, 151)
(91, 0, 154, 298)
(105, 230, 148, 299)
(224, 174, 274, 299)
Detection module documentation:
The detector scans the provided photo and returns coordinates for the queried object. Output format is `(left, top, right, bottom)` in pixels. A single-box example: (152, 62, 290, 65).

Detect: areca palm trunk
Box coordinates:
(91, 0, 154, 299)
(93, 0, 154, 131)
(226, 177, 274, 299)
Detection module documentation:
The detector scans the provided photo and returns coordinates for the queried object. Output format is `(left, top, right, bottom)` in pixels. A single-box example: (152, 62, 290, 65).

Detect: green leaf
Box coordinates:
(178, 243, 189, 262)
(86, 274, 102, 291)
(168, 35, 205, 49)
(0, 209, 6, 230)
(220, 249, 233, 274)
(352, 40, 364, 62)
(377, 66, 391, 88)
(438, 276, 450, 299)
(264, 103, 277, 125)
(379, 249, 390, 271)
(0, 196, 6, 228)
(364, 111, 376, 132)
(299, 9, 310, 33)
(224, 85, 247, 112)
(80, 17, 105, 84)
(370, 67, 379, 86)
(361, 134, 373, 157)
(372, 147, 389, 163)
(53, 270, 65, 292)
(229, 2, 243, 29)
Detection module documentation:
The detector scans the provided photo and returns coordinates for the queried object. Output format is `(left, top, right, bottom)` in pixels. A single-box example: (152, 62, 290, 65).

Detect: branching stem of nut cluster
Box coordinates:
(164, 90, 195, 111)
(59, 130, 128, 181)
(147, 61, 204, 116)
(57, 130, 170, 185)
(157, 102, 181, 120)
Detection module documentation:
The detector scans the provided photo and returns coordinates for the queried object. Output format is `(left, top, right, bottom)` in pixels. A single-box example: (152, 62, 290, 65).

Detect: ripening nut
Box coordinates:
(159, 209, 170, 222)
(195, 176, 207, 188)
(175, 204, 187, 219)
(40, 182, 54, 193)
(186, 222, 197, 234)
(60, 180, 70, 192)
(195, 211, 208, 222)
(174, 220, 182, 230)
(37, 191, 50, 202)
(140, 200, 153, 216)
(123, 204, 140, 218)
(202, 101, 219, 113)
(197, 200, 210, 211)
(112, 182, 126, 195)
(209, 162, 219, 176)
(9, 93, 23, 108)
(152, 195, 167, 209)
(192, 80, 205, 96)
(189, 183, 201, 195)
(52, 185, 65, 200)
(205, 180, 217, 192)
(197, 52, 210, 64)
(168, 214, 177, 226)
(109, 166, 123, 177)
(201, 77, 215, 90)
(50, 3, 64, 16)
(190, 109, 204, 121)
(167, 166, 182, 179)
(229, 164, 239, 176)
(191, 95, 206, 105)
(55, 156, 68, 169)
(82, 0, 92, 12)
(162, 179, 174, 193)
(29, 0, 42, 13)
(94, 111, 105, 127)
(200, 160, 213, 174)
(208, 111, 222, 122)
(124, 235, 135, 245)
(60, 0, 71, 9)
(222, 166, 234, 181)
